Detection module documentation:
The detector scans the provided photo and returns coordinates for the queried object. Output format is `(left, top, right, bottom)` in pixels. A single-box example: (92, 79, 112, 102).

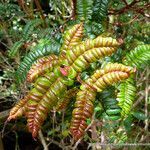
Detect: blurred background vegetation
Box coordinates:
(0, 0, 149, 149)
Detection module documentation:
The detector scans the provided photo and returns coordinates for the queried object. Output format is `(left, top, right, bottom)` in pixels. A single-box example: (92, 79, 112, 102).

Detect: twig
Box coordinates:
(122, 0, 128, 6)
(108, 0, 140, 15)
(133, 94, 144, 108)
(91, 122, 98, 141)
(1, 120, 8, 138)
(52, 109, 56, 139)
(17, 0, 34, 19)
(144, 67, 149, 131)
(71, 0, 77, 20)
(134, 3, 150, 18)
(47, 138, 64, 149)
(100, 131, 106, 149)
(140, 135, 150, 143)
(111, 14, 140, 27)
(17, 0, 27, 14)
(38, 130, 48, 150)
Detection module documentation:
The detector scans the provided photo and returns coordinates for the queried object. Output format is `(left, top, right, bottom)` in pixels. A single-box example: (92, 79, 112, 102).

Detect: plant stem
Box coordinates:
(144, 67, 149, 131)
(38, 130, 48, 150)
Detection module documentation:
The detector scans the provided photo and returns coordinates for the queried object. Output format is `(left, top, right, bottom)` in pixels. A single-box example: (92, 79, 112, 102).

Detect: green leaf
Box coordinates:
(23, 19, 43, 40)
(62, 130, 69, 137)
(80, 71, 89, 80)
(117, 75, 136, 118)
(123, 44, 150, 68)
(86, 118, 91, 125)
(124, 115, 133, 132)
(76, 0, 93, 21)
(100, 90, 121, 121)
(16, 39, 60, 84)
(132, 111, 147, 120)
(92, 0, 110, 21)
(84, 21, 104, 37)
(94, 106, 101, 112)
(8, 40, 24, 58)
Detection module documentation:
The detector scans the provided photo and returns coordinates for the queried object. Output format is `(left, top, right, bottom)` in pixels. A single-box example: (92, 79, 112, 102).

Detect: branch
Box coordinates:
(38, 130, 48, 150)
(111, 14, 140, 27)
(144, 67, 149, 132)
(134, 3, 150, 18)
(122, 0, 128, 6)
(17, 0, 34, 19)
(71, 0, 77, 20)
(108, 0, 140, 15)
(17, 0, 27, 13)
(47, 138, 64, 149)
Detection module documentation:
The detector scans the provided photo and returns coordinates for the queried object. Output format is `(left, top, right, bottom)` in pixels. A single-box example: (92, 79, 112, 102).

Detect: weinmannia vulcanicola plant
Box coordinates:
(7, 23, 136, 141)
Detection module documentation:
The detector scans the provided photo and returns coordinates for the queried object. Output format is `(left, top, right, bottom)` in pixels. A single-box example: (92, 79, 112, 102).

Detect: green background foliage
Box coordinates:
(0, 0, 149, 149)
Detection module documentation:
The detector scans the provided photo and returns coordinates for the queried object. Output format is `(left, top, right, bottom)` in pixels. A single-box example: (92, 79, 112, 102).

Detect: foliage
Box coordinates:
(101, 89, 121, 121)
(76, 0, 93, 21)
(92, 0, 109, 21)
(0, 3, 23, 19)
(0, 0, 150, 149)
(15, 38, 61, 84)
(7, 23, 138, 141)
(117, 75, 136, 118)
(123, 44, 150, 68)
